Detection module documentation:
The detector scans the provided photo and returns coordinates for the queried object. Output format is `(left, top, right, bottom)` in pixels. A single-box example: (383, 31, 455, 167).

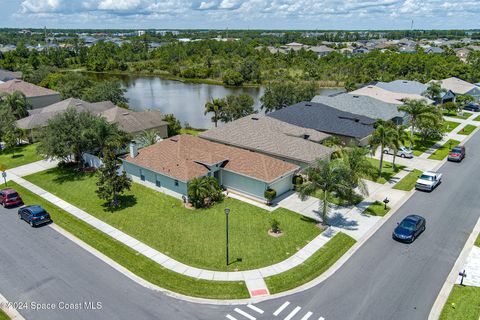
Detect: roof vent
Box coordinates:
(355, 119, 360, 122)
(251, 117, 259, 120)
(353, 95, 359, 98)
(305, 103, 312, 107)
(170, 137, 179, 142)
(122, 112, 129, 116)
(402, 80, 408, 83)
(14, 79, 21, 83)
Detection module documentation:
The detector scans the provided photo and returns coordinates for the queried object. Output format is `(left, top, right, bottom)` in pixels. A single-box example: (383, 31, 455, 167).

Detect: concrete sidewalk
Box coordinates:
(5, 159, 58, 177)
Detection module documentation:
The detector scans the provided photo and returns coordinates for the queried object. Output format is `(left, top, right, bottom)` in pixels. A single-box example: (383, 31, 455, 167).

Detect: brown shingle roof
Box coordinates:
(100, 107, 168, 134)
(0, 79, 58, 97)
(124, 135, 299, 182)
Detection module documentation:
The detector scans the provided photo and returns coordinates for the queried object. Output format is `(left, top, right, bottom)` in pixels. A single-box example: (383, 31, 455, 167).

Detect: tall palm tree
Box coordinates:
(340, 145, 376, 199)
(369, 121, 396, 177)
(422, 81, 445, 103)
(389, 125, 410, 168)
(187, 177, 211, 208)
(298, 159, 350, 225)
(204, 98, 225, 127)
(1, 91, 31, 119)
(398, 99, 438, 147)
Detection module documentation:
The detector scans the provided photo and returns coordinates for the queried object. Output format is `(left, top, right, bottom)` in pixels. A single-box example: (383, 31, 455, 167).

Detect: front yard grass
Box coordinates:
(443, 120, 461, 133)
(440, 285, 480, 320)
(7, 181, 249, 299)
(367, 158, 405, 184)
(0, 143, 42, 169)
(265, 232, 355, 294)
(409, 133, 440, 156)
(363, 201, 390, 217)
(25, 167, 321, 271)
(457, 124, 477, 135)
(474, 115, 480, 122)
(0, 309, 9, 320)
(428, 139, 461, 160)
(475, 233, 480, 247)
(393, 169, 423, 191)
(442, 110, 473, 120)
(313, 189, 363, 207)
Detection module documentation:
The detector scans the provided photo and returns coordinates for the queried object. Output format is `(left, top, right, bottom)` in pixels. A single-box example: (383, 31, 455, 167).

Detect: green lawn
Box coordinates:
(0, 309, 9, 320)
(180, 128, 205, 136)
(265, 233, 356, 294)
(474, 115, 480, 122)
(393, 169, 423, 191)
(428, 139, 461, 160)
(367, 158, 405, 184)
(8, 181, 248, 299)
(440, 285, 480, 320)
(475, 233, 480, 247)
(442, 121, 461, 133)
(313, 189, 363, 207)
(25, 167, 321, 271)
(442, 110, 473, 120)
(409, 133, 440, 157)
(363, 201, 390, 217)
(0, 143, 42, 170)
(457, 124, 477, 136)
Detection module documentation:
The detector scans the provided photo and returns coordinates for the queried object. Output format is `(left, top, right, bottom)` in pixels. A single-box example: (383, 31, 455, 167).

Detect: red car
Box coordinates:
(0, 188, 24, 208)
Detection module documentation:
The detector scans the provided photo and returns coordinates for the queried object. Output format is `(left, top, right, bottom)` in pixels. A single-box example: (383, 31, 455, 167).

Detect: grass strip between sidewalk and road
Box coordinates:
(363, 201, 390, 217)
(442, 121, 461, 133)
(265, 232, 356, 294)
(7, 181, 249, 300)
(439, 285, 480, 320)
(428, 139, 461, 160)
(457, 124, 477, 136)
(442, 110, 473, 120)
(393, 169, 423, 191)
(0, 309, 9, 320)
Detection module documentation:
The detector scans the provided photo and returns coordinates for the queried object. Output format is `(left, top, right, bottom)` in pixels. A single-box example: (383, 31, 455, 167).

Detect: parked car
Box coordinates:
(0, 188, 23, 208)
(392, 215, 426, 243)
(415, 171, 442, 191)
(448, 145, 466, 162)
(18, 205, 52, 227)
(383, 146, 414, 158)
(463, 102, 480, 112)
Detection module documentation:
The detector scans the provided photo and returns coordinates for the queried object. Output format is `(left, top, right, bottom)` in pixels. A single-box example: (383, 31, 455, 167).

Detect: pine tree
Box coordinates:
(96, 148, 132, 207)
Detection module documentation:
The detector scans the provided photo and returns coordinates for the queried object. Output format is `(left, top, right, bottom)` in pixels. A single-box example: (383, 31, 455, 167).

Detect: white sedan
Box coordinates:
(383, 146, 414, 159)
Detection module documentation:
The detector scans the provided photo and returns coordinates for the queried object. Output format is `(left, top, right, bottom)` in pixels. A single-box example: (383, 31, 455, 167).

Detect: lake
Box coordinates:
(87, 73, 344, 129)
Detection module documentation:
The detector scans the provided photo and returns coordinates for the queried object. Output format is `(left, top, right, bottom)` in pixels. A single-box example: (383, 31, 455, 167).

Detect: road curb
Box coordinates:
(0, 293, 26, 320)
(428, 216, 480, 320)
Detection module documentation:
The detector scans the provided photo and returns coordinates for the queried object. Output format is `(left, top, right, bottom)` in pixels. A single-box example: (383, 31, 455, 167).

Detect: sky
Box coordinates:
(0, 0, 479, 30)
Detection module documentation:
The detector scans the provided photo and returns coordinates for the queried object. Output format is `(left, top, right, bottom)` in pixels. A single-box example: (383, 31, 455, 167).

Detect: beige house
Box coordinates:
(0, 79, 60, 109)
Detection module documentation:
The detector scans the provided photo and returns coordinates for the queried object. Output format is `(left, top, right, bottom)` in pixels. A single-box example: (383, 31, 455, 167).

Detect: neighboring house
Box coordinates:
(312, 93, 409, 125)
(375, 80, 427, 95)
(0, 69, 22, 82)
(308, 45, 335, 57)
(424, 46, 444, 54)
(398, 46, 416, 54)
(0, 79, 60, 109)
(455, 48, 470, 62)
(199, 115, 333, 168)
(122, 135, 300, 201)
(353, 46, 370, 54)
(433, 77, 480, 101)
(100, 107, 168, 137)
(349, 85, 433, 105)
(267, 101, 376, 146)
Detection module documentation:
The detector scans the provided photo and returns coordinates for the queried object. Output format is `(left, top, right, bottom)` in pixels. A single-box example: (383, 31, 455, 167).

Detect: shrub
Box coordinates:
(187, 176, 224, 209)
(271, 219, 281, 233)
(222, 69, 244, 86)
(264, 188, 277, 205)
(293, 175, 304, 186)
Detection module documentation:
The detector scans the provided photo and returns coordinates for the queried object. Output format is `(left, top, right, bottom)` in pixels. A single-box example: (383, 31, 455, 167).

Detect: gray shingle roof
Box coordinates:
(267, 101, 375, 139)
(100, 107, 168, 134)
(0, 69, 22, 82)
(199, 115, 333, 165)
(312, 93, 406, 122)
(376, 80, 427, 95)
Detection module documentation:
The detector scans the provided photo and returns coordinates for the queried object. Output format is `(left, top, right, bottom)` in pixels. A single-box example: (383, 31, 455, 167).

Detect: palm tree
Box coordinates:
(187, 177, 210, 208)
(204, 98, 225, 127)
(369, 121, 396, 177)
(298, 159, 350, 225)
(398, 99, 438, 148)
(92, 119, 130, 156)
(422, 81, 445, 103)
(1, 91, 31, 119)
(340, 145, 376, 199)
(389, 125, 410, 168)
(139, 129, 159, 146)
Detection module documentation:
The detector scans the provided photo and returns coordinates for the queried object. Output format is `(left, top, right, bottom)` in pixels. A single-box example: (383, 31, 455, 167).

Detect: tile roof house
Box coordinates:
(122, 135, 300, 201)
(0, 79, 60, 108)
(433, 77, 480, 100)
(349, 85, 433, 105)
(312, 93, 409, 125)
(267, 101, 376, 146)
(199, 115, 333, 167)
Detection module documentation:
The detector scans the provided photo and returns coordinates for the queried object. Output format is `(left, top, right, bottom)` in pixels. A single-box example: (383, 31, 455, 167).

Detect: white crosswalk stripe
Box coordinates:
(284, 306, 301, 320)
(273, 301, 290, 316)
(225, 314, 237, 320)
(319, 317, 326, 320)
(234, 308, 256, 320)
(300, 311, 313, 320)
(247, 304, 264, 314)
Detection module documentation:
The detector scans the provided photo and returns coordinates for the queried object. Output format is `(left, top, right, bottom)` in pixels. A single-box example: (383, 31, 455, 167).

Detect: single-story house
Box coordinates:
(353, 46, 370, 54)
(0, 79, 60, 108)
(100, 107, 168, 137)
(122, 135, 300, 201)
(0, 69, 22, 82)
(433, 77, 480, 101)
(375, 80, 427, 95)
(267, 101, 376, 146)
(312, 93, 409, 125)
(199, 115, 333, 168)
(349, 85, 433, 105)
(308, 45, 335, 57)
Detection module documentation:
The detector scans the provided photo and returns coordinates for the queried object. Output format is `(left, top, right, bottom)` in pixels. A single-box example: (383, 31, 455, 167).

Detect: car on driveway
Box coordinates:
(463, 102, 480, 112)
(0, 188, 23, 208)
(393, 215, 426, 243)
(383, 146, 414, 158)
(448, 145, 466, 162)
(415, 171, 442, 191)
(18, 205, 52, 227)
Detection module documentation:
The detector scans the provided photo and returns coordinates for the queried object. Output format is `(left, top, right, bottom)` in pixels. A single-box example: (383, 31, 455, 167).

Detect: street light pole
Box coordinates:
(225, 208, 230, 266)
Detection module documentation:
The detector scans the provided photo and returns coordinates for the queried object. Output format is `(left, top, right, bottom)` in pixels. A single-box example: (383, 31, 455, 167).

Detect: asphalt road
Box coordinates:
(1, 131, 479, 320)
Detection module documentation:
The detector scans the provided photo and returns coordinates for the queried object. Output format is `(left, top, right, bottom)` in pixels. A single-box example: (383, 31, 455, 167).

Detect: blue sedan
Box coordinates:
(392, 215, 426, 243)
(18, 205, 52, 227)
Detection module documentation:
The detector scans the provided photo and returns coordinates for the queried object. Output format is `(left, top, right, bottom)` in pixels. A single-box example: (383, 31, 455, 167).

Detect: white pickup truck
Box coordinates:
(415, 171, 442, 191)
